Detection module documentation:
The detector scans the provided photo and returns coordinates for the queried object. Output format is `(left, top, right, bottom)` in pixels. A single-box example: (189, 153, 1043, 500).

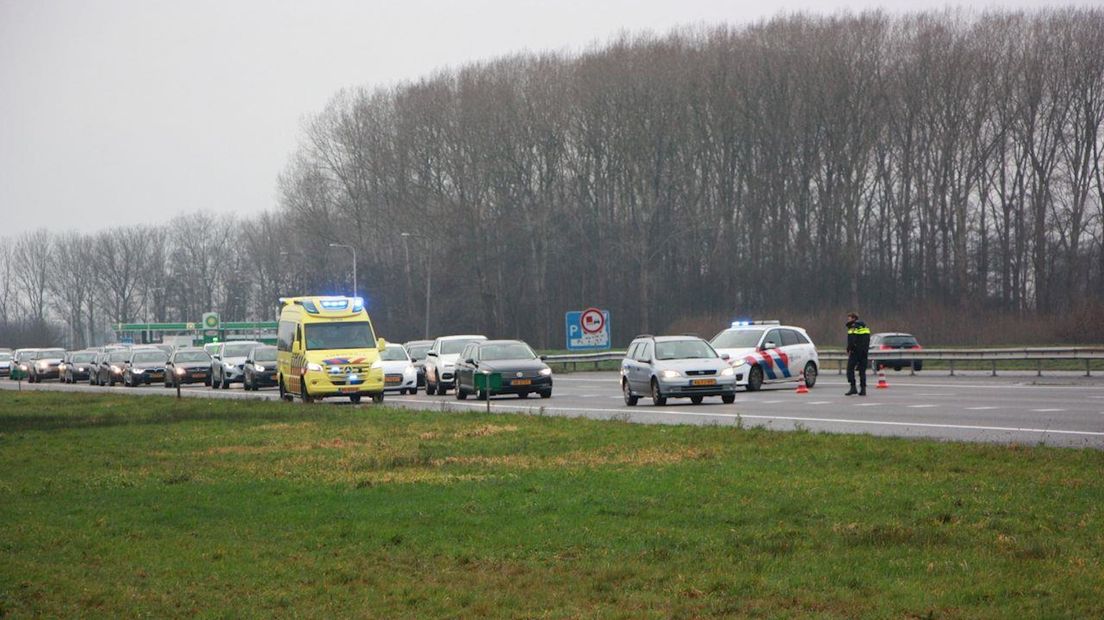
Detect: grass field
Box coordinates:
(1, 393, 1102, 618)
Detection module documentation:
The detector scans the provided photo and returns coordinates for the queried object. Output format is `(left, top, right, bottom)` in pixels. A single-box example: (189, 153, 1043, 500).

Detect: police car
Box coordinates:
(710, 320, 820, 391)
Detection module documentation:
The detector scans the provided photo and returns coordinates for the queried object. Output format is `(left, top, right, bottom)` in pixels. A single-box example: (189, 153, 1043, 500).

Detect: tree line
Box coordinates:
(3, 9, 1103, 349)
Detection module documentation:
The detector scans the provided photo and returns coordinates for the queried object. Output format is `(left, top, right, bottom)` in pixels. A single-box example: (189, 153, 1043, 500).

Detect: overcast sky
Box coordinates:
(0, 0, 1076, 237)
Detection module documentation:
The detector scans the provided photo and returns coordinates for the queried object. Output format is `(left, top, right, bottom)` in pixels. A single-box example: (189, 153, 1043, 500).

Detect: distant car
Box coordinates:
(870, 332, 923, 372)
(710, 321, 820, 391)
(95, 348, 132, 386)
(403, 339, 434, 391)
(8, 348, 37, 381)
(621, 335, 737, 406)
(210, 341, 263, 389)
(424, 335, 487, 395)
(242, 345, 278, 391)
(61, 350, 98, 383)
(454, 339, 552, 400)
(122, 348, 169, 387)
(151, 343, 176, 357)
(165, 348, 213, 387)
(0, 350, 11, 377)
(27, 348, 66, 383)
(379, 344, 418, 394)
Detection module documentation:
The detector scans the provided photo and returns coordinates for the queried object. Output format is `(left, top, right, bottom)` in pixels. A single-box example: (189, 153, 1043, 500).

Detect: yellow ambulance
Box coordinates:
(276, 296, 386, 403)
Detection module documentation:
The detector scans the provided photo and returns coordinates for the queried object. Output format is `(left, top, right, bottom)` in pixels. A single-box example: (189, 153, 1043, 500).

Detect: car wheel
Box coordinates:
(426, 377, 435, 395)
(279, 377, 293, 402)
(371, 392, 384, 404)
(746, 366, 763, 392)
(803, 362, 818, 388)
(349, 394, 362, 404)
(301, 381, 315, 404)
(722, 393, 736, 404)
(221, 373, 229, 389)
(690, 395, 704, 405)
(517, 392, 528, 399)
(623, 380, 638, 406)
(539, 390, 551, 399)
(912, 361, 923, 372)
(456, 383, 467, 400)
(436, 380, 447, 396)
(650, 379, 666, 406)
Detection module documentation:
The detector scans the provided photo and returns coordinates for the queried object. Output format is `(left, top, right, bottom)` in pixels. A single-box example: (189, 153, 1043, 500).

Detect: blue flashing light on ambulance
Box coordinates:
(276, 295, 387, 404)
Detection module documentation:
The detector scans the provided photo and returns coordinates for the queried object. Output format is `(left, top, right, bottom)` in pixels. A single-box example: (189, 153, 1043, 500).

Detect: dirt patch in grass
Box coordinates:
(454, 424, 519, 438)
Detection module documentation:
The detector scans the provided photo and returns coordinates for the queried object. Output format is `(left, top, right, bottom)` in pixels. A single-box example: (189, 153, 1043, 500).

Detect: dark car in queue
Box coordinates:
(454, 339, 552, 400)
(166, 348, 213, 387)
(242, 345, 278, 391)
(403, 339, 434, 391)
(27, 348, 66, 383)
(869, 332, 923, 372)
(210, 341, 264, 389)
(95, 348, 132, 386)
(61, 350, 99, 383)
(9, 349, 38, 381)
(122, 348, 169, 387)
(0, 350, 12, 377)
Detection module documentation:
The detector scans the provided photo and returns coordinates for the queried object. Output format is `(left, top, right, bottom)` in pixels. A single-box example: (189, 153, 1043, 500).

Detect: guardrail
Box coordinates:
(546, 348, 1104, 376)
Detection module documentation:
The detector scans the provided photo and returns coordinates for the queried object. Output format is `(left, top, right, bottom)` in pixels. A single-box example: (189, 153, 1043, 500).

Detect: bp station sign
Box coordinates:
(565, 307, 611, 351)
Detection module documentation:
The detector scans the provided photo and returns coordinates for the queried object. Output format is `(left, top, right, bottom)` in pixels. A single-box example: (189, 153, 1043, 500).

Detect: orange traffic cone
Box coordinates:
(795, 371, 809, 394)
(876, 370, 889, 389)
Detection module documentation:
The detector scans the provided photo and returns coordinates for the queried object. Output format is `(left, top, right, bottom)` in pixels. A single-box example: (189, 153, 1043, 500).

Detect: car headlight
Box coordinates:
(132, 368, 144, 374)
(58, 363, 67, 371)
(254, 364, 266, 372)
(223, 362, 233, 370)
(539, 367, 553, 376)
(37, 362, 48, 369)
(660, 369, 681, 379)
(111, 365, 121, 373)
(175, 367, 186, 375)
(306, 362, 323, 372)
(370, 360, 382, 370)
(720, 367, 735, 376)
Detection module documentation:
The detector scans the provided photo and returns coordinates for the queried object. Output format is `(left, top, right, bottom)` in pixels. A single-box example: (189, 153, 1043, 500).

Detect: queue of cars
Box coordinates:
(6, 296, 923, 407)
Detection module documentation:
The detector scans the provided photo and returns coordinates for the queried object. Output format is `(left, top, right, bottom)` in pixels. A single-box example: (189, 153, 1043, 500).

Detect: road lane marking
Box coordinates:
(760, 400, 784, 404)
(967, 407, 998, 410)
(1032, 408, 1066, 412)
(854, 403, 882, 407)
(806, 401, 830, 405)
(909, 404, 938, 408)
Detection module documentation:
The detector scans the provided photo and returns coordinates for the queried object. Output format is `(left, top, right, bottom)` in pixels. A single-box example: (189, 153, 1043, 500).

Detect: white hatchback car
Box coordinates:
(424, 334, 487, 395)
(710, 321, 819, 391)
(379, 343, 418, 394)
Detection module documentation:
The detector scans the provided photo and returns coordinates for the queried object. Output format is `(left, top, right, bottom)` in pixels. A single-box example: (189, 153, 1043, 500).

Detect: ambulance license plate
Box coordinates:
(691, 379, 717, 386)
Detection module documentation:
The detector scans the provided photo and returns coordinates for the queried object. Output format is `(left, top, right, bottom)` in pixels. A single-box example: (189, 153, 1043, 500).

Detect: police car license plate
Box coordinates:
(691, 379, 717, 386)
(511, 379, 532, 386)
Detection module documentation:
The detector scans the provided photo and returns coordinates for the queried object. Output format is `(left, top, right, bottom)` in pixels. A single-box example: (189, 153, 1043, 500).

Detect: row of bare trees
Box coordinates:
(2, 10, 1103, 349)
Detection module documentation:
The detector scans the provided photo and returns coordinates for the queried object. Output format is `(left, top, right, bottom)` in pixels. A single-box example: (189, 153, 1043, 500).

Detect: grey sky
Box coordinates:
(0, 0, 1075, 237)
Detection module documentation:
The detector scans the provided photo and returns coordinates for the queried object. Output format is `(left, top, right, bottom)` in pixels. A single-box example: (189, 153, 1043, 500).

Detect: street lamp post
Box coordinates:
(328, 243, 357, 298)
(401, 232, 431, 339)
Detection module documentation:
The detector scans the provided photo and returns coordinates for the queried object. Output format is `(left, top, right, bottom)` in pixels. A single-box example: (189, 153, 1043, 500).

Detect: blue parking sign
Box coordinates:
(565, 308, 610, 351)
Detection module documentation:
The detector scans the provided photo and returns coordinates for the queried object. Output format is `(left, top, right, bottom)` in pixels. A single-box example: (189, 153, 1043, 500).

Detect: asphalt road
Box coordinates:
(3, 370, 1103, 449)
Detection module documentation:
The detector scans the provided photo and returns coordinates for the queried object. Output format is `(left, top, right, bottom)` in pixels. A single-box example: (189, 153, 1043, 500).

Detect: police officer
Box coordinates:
(845, 312, 871, 396)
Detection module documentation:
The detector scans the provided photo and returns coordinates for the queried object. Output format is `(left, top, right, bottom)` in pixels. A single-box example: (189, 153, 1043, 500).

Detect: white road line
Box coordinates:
(760, 400, 784, 404)
(908, 404, 938, 408)
(967, 406, 998, 410)
(806, 401, 831, 405)
(1032, 408, 1066, 412)
(854, 403, 882, 407)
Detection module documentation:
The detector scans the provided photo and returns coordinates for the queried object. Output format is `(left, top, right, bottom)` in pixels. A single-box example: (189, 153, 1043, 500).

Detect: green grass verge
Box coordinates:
(1, 393, 1102, 618)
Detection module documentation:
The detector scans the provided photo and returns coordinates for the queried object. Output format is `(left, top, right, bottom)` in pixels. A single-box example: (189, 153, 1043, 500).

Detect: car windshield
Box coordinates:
(711, 329, 764, 349)
(0, 353, 11, 362)
(882, 335, 918, 347)
(655, 340, 717, 360)
(222, 344, 257, 358)
(72, 352, 97, 363)
(109, 351, 130, 362)
(305, 322, 376, 350)
(133, 351, 167, 364)
(380, 346, 408, 361)
(480, 343, 536, 361)
(406, 345, 431, 359)
(252, 348, 277, 362)
(174, 351, 211, 363)
(441, 339, 480, 355)
(35, 349, 65, 359)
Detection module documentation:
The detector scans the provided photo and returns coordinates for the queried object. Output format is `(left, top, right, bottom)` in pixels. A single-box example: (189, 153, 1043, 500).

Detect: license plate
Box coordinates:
(691, 379, 717, 386)
(511, 379, 532, 386)
(191, 373, 204, 378)
(340, 387, 358, 393)
(151, 373, 163, 379)
(385, 376, 401, 384)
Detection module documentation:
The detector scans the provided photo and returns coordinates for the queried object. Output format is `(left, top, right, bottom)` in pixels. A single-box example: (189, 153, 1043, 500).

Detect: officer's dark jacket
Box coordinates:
(846, 320, 871, 353)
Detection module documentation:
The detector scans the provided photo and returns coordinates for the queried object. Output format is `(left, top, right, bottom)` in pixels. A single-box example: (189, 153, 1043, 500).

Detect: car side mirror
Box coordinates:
(721, 353, 731, 361)
(762, 342, 776, 351)
(539, 355, 547, 361)
(377, 338, 387, 349)
(427, 351, 437, 357)
(213, 354, 221, 360)
(465, 358, 475, 365)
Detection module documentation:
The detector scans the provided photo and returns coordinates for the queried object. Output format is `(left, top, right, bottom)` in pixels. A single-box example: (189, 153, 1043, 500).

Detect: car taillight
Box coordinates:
(879, 345, 891, 350)
(910, 345, 922, 350)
